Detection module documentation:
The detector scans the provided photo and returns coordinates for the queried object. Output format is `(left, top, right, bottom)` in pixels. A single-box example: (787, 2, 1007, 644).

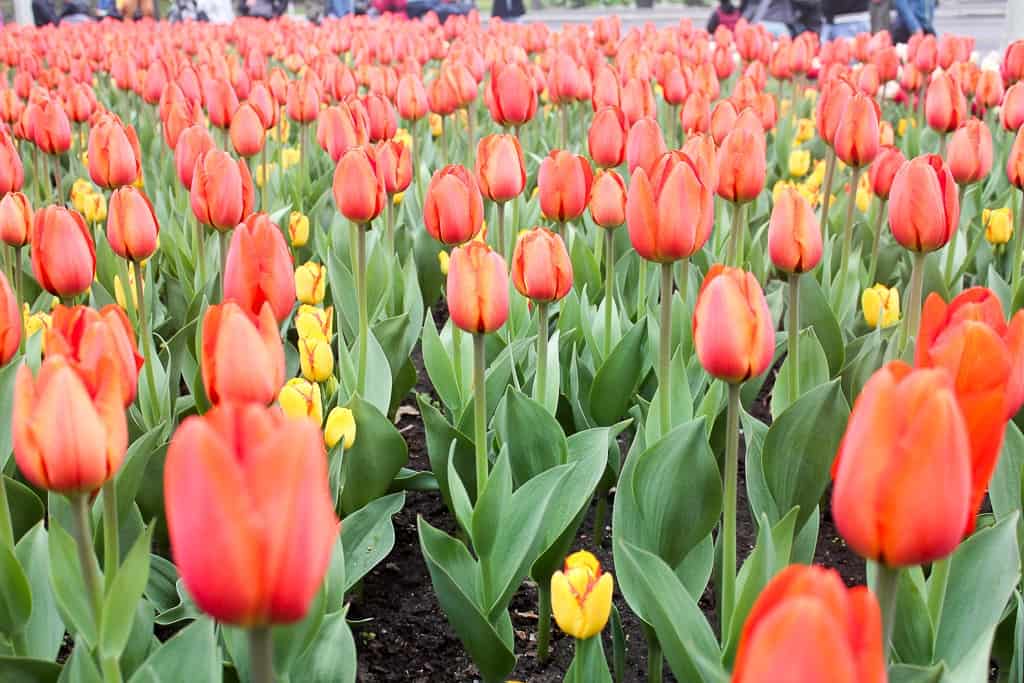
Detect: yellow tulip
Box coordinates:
(393, 191, 405, 206)
(430, 113, 443, 138)
(278, 377, 324, 426)
(788, 149, 811, 178)
(81, 192, 106, 224)
(295, 261, 327, 305)
(324, 406, 356, 449)
(295, 304, 334, 341)
(282, 147, 301, 170)
(268, 117, 291, 142)
(862, 284, 901, 329)
(794, 117, 815, 144)
(394, 128, 413, 149)
(984, 207, 1013, 245)
(22, 305, 51, 351)
(255, 162, 277, 188)
(550, 550, 614, 640)
(437, 250, 450, 276)
(299, 335, 334, 382)
(288, 211, 309, 247)
(114, 263, 141, 311)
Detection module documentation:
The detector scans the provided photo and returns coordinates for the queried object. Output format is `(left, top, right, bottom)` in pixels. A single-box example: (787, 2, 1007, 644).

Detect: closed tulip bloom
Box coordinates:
(868, 145, 906, 199)
(0, 272, 17, 365)
(294, 304, 333, 342)
(709, 99, 739, 146)
(816, 77, 854, 148)
(889, 154, 959, 252)
(299, 335, 334, 383)
(396, 73, 429, 121)
(475, 134, 526, 203)
(202, 78, 238, 129)
(288, 211, 309, 248)
(589, 169, 627, 229)
(680, 91, 710, 135)
(0, 127, 23, 195)
(975, 69, 1004, 110)
(376, 139, 413, 195)
(324, 406, 356, 449)
(88, 115, 142, 189)
(278, 377, 323, 426)
(230, 103, 265, 158)
(164, 402, 338, 625)
(46, 304, 143, 406)
(693, 265, 774, 383)
(333, 147, 386, 224)
(33, 98, 71, 155)
(31, 206, 95, 297)
(1008, 127, 1024, 189)
(202, 302, 285, 405)
(626, 117, 667, 178)
(295, 261, 327, 305)
(916, 289, 1024, 535)
(832, 362, 971, 566)
(174, 125, 215, 190)
(588, 106, 628, 169)
(485, 62, 537, 127)
(732, 565, 886, 683)
(862, 284, 901, 328)
(224, 213, 296, 323)
(286, 79, 320, 124)
(424, 165, 484, 245)
(551, 551, 614, 641)
(362, 93, 397, 143)
(191, 149, 255, 231)
(947, 120, 993, 185)
(716, 125, 766, 203)
(538, 150, 593, 224)
(833, 93, 881, 168)
(1005, 40, 1024, 85)
(511, 227, 573, 303)
(107, 187, 159, 262)
(317, 104, 369, 164)
(1002, 83, 1024, 132)
(13, 356, 127, 493)
(926, 72, 968, 134)
(768, 187, 822, 274)
(447, 240, 509, 334)
(248, 82, 277, 130)
(0, 191, 31, 247)
(627, 152, 713, 263)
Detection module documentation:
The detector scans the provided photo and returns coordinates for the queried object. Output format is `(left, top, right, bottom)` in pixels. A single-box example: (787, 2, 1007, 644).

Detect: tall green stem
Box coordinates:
(658, 263, 673, 436)
(900, 251, 928, 355)
(0, 476, 13, 549)
(835, 166, 863, 309)
(644, 623, 663, 683)
(134, 260, 158, 410)
(944, 184, 966, 287)
(451, 325, 464, 403)
(219, 231, 230, 300)
(721, 383, 741, 638)
(495, 201, 506, 261)
(874, 562, 901, 658)
(867, 198, 888, 287)
(473, 333, 487, 500)
(637, 260, 648, 320)
(356, 223, 369, 396)
(535, 302, 549, 407)
(385, 198, 395, 251)
(926, 557, 951, 625)
(260, 144, 268, 212)
(249, 626, 275, 683)
(101, 479, 119, 591)
(604, 229, 615, 358)
(466, 102, 476, 166)
(536, 583, 552, 662)
(787, 273, 801, 399)
(727, 202, 747, 267)
(71, 493, 121, 682)
(559, 105, 568, 150)
(818, 149, 837, 234)
(1012, 190, 1024, 295)
(194, 217, 207, 294)
(440, 116, 448, 167)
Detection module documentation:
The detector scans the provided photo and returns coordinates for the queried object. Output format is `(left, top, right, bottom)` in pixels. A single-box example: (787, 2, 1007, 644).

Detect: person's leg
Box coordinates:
(893, 0, 922, 33)
(870, 0, 891, 33)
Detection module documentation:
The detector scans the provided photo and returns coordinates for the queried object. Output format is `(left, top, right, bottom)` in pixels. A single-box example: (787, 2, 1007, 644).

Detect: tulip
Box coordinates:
(0, 191, 31, 248)
(625, 117, 667, 178)
(396, 73, 429, 121)
(230, 103, 265, 158)
(1009, 126, 1024, 190)
(164, 402, 339, 627)
(0, 127, 24, 195)
(294, 259, 326, 311)
(88, 115, 142, 189)
(424, 164, 484, 247)
(224, 213, 295, 324)
(984, 207, 1013, 245)
(13, 355, 127, 493)
(324, 406, 356, 450)
(868, 145, 906, 200)
(278, 377, 323, 426)
(588, 106, 628, 169)
(0, 271, 19, 365)
(716, 123, 766, 205)
(174, 125, 215, 190)
(295, 304, 333, 342)
(550, 551, 613, 641)
(286, 80, 320, 125)
(1002, 83, 1024, 132)
(975, 70, 1004, 112)
(833, 93, 881, 168)
(31, 206, 95, 297)
(709, 99, 738, 146)
(511, 227, 572, 304)
(107, 187, 159, 262)
(926, 72, 968, 136)
(316, 104, 369, 164)
(333, 147, 386, 225)
(377, 139, 413, 196)
(1005, 40, 1024, 85)
(485, 62, 537, 127)
(679, 91, 710, 136)
(589, 169, 627, 229)
(538, 150, 593, 227)
(299, 335, 334, 383)
(202, 78, 238, 129)
(916, 288, 1024, 535)
(862, 284, 901, 329)
(475, 134, 526, 204)
(33, 98, 71, 155)
(190, 149, 255, 231)
(363, 93, 397, 143)
(201, 301, 285, 406)
(732, 565, 886, 683)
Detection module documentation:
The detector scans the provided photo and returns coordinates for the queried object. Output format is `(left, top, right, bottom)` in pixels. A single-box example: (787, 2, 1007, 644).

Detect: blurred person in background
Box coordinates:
(871, 0, 891, 33)
(707, 0, 742, 32)
(894, 0, 935, 34)
(822, 0, 870, 40)
(743, 0, 793, 37)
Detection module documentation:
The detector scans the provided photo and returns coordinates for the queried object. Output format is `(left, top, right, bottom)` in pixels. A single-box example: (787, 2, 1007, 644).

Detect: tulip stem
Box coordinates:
(356, 223, 369, 397)
(1012, 190, 1024, 296)
(536, 583, 552, 662)
(219, 231, 230, 300)
(249, 626, 275, 683)
(926, 557, 951, 625)
(818, 149, 837, 238)
(535, 302, 549, 408)
(70, 493, 104, 640)
(604, 229, 615, 358)
(451, 325, 464, 405)
(867, 198, 888, 287)
(101, 479, 119, 590)
(900, 251, 928, 356)
(473, 332, 487, 500)
(721, 382, 741, 640)
(637, 260, 647, 320)
(945, 185, 967, 288)
(260, 144, 268, 212)
(0, 476, 12, 550)
(559, 105, 568, 151)
(727, 202, 747, 268)
(466, 102, 476, 166)
(134, 260, 158, 418)
(658, 263, 673, 436)
(643, 623, 663, 683)
(440, 116, 448, 167)
(787, 274, 801, 399)
(835, 166, 863, 315)
(495, 201, 506, 261)
(874, 562, 901, 658)
(194, 216, 207, 294)
(385, 198, 395, 252)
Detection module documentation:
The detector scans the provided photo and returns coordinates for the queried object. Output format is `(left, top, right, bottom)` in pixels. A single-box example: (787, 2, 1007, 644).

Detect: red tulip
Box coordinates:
(709, 99, 738, 146)
(679, 91, 710, 135)
(475, 134, 526, 203)
(926, 72, 968, 134)
(868, 145, 906, 200)
(485, 62, 537, 127)
(538, 150, 593, 224)
(31, 206, 95, 297)
(0, 271, 18, 365)
(0, 126, 24, 195)
(716, 123, 766, 203)
(1003, 40, 1024, 85)
(511, 227, 573, 303)
(202, 78, 238, 129)
(230, 103, 265, 158)
(888, 154, 959, 252)
(1008, 126, 1024, 189)
(975, 70, 1004, 110)
(833, 92, 881, 168)
(693, 265, 774, 383)
(316, 103, 369, 164)
(107, 187, 159, 262)
(286, 79, 320, 124)
(1002, 83, 1024, 132)
(816, 77, 854, 148)
(424, 165, 484, 245)
(589, 169, 627, 229)
(333, 147, 386, 224)
(625, 117, 667, 178)
(588, 106, 628, 169)
(224, 213, 295, 324)
(0, 191, 31, 247)
(768, 187, 822, 274)
(376, 139, 413, 195)
(362, 93, 397, 142)
(190, 149, 255, 231)
(397, 73, 429, 121)
(175, 125, 215, 190)
(201, 301, 285, 406)
(447, 240, 509, 334)
(947, 119, 993, 185)
(32, 98, 71, 155)
(627, 151, 713, 263)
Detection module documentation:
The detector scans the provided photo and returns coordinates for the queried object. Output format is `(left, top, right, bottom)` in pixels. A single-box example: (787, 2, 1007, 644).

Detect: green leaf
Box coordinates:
(421, 316, 461, 413)
(889, 663, 945, 683)
(127, 618, 221, 683)
(289, 608, 357, 683)
(770, 328, 830, 419)
(893, 566, 934, 665)
(417, 518, 515, 683)
(991, 422, 1024, 553)
(47, 520, 96, 648)
(56, 645, 102, 683)
(495, 387, 569, 486)
(564, 630, 613, 683)
(589, 321, 648, 426)
(739, 410, 776, 525)
(7, 478, 44, 543)
(761, 380, 849, 530)
(0, 362, 21, 470)
(100, 525, 153, 660)
(646, 348, 694, 445)
(0, 538, 31, 638)
(0, 656, 61, 683)
(14, 524, 63, 659)
(472, 450, 513, 562)
(417, 394, 475, 511)
(338, 395, 408, 515)
(143, 556, 179, 614)
(447, 446, 474, 535)
(339, 492, 404, 593)
(799, 274, 844, 376)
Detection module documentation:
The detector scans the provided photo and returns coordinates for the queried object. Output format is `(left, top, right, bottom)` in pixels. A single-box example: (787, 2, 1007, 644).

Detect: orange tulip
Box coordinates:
(333, 147, 386, 224)
(1002, 83, 1024, 132)
(316, 103, 369, 164)
(975, 70, 1004, 111)
(511, 227, 573, 303)
(229, 103, 265, 158)
(397, 73, 429, 121)
(831, 361, 971, 566)
(164, 402, 338, 625)
(475, 134, 526, 203)
(32, 97, 71, 155)
(1003, 39, 1024, 85)
(625, 117, 666, 178)
(201, 301, 285, 406)
(947, 119, 993, 185)
(162, 98, 202, 151)
(732, 565, 886, 683)
(591, 64, 622, 111)
(716, 123, 766, 203)
(174, 124, 215, 190)
(926, 72, 968, 134)
(0, 191, 31, 247)
(376, 139, 413, 196)
(693, 265, 774, 383)
(679, 91, 710, 135)
(627, 151, 713, 263)
(833, 92, 881, 168)
(621, 77, 656, 127)
(248, 81, 277, 130)
(485, 62, 536, 127)
(538, 150, 593, 224)
(13, 356, 127, 493)
(31, 206, 95, 297)
(447, 240, 509, 334)
(768, 187, 822, 274)
(286, 79, 320, 124)
(589, 169, 627, 229)
(362, 93, 397, 143)
(868, 145, 906, 200)
(709, 99, 738, 146)
(588, 106, 628, 169)
(46, 304, 143, 407)
(681, 133, 720, 192)
(888, 154, 959, 252)
(1008, 126, 1024, 189)
(224, 213, 296, 324)
(190, 149, 255, 231)
(816, 77, 854, 148)
(202, 77, 238, 129)
(0, 126, 24, 195)
(424, 165, 484, 246)
(107, 187, 159, 262)
(916, 288, 1024, 535)
(0, 272, 19, 365)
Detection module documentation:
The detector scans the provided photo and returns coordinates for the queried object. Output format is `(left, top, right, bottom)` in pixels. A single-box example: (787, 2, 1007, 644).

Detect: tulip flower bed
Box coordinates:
(4, 9, 1024, 683)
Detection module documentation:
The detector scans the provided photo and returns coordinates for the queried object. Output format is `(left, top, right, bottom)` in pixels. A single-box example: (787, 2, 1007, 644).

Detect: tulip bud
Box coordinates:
(202, 302, 285, 405)
(733, 565, 886, 683)
(768, 187, 822, 274)
(833, 92, 881, 168)
(0, 191, 31, 247)
(88, 115, 142, 189)
(377, 139, 413, 196)
(538, 150, 593, 224)
(0, 127, 24, 195)
(33, 98, 71, 155)
(278, 377, 323, 426)
(447, 241, 509, 334)
(288, 211, 309, 248)
(628, 152, 714, 263)
(0, 271, 19, 365)
(551, 551, 614, 640)
(174, 125, 215, 190)
(333, 147, 386, 224)
(230, 103, 266, 158)
(286, 79, 320, 124)
(693, 265, 774, 383)
(716, 124, 766, 203)
(888, 154, 959, 252)
(31, 206, 95, 297)
(225, 213, 296, 323)
(295, 304, 333, 342)
(832, 361, 971, 566)
(485, 62, 537, 127)
(397, 73, 429, 121)
(1009, 127, 1024, 189)
(424, 165, 484, 246)
(1002, 83, 1024, 132)
(324, 406, 356, 449)
(295, 261, 327, 306)
(511, 227, 573, 303)
(299, 335, 334, 383)
(680, 91, 710, 135)
(816, 77, 855, 147)
(190, 149, 255, 231)
(625, 117, 667, 178)
(587, 106, 628, 169)
(589, 169, 627, 229)
(788, 149, 811, 178)
(362, 93, 397, 143)
(164, 402, 339, 625)
(710, 99, 739, 147)
(202, 78, 239, 129)
(1004, 40, 1024, 85)
(475, 134, 526, 203)
(107, 187, 159, 262)
(317, 104, 369, 164)
(984, 207, 1013, 245)
(947, 119, 993, 185)
(862, 283, 901, 329)
(868, 145, 906, 200)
